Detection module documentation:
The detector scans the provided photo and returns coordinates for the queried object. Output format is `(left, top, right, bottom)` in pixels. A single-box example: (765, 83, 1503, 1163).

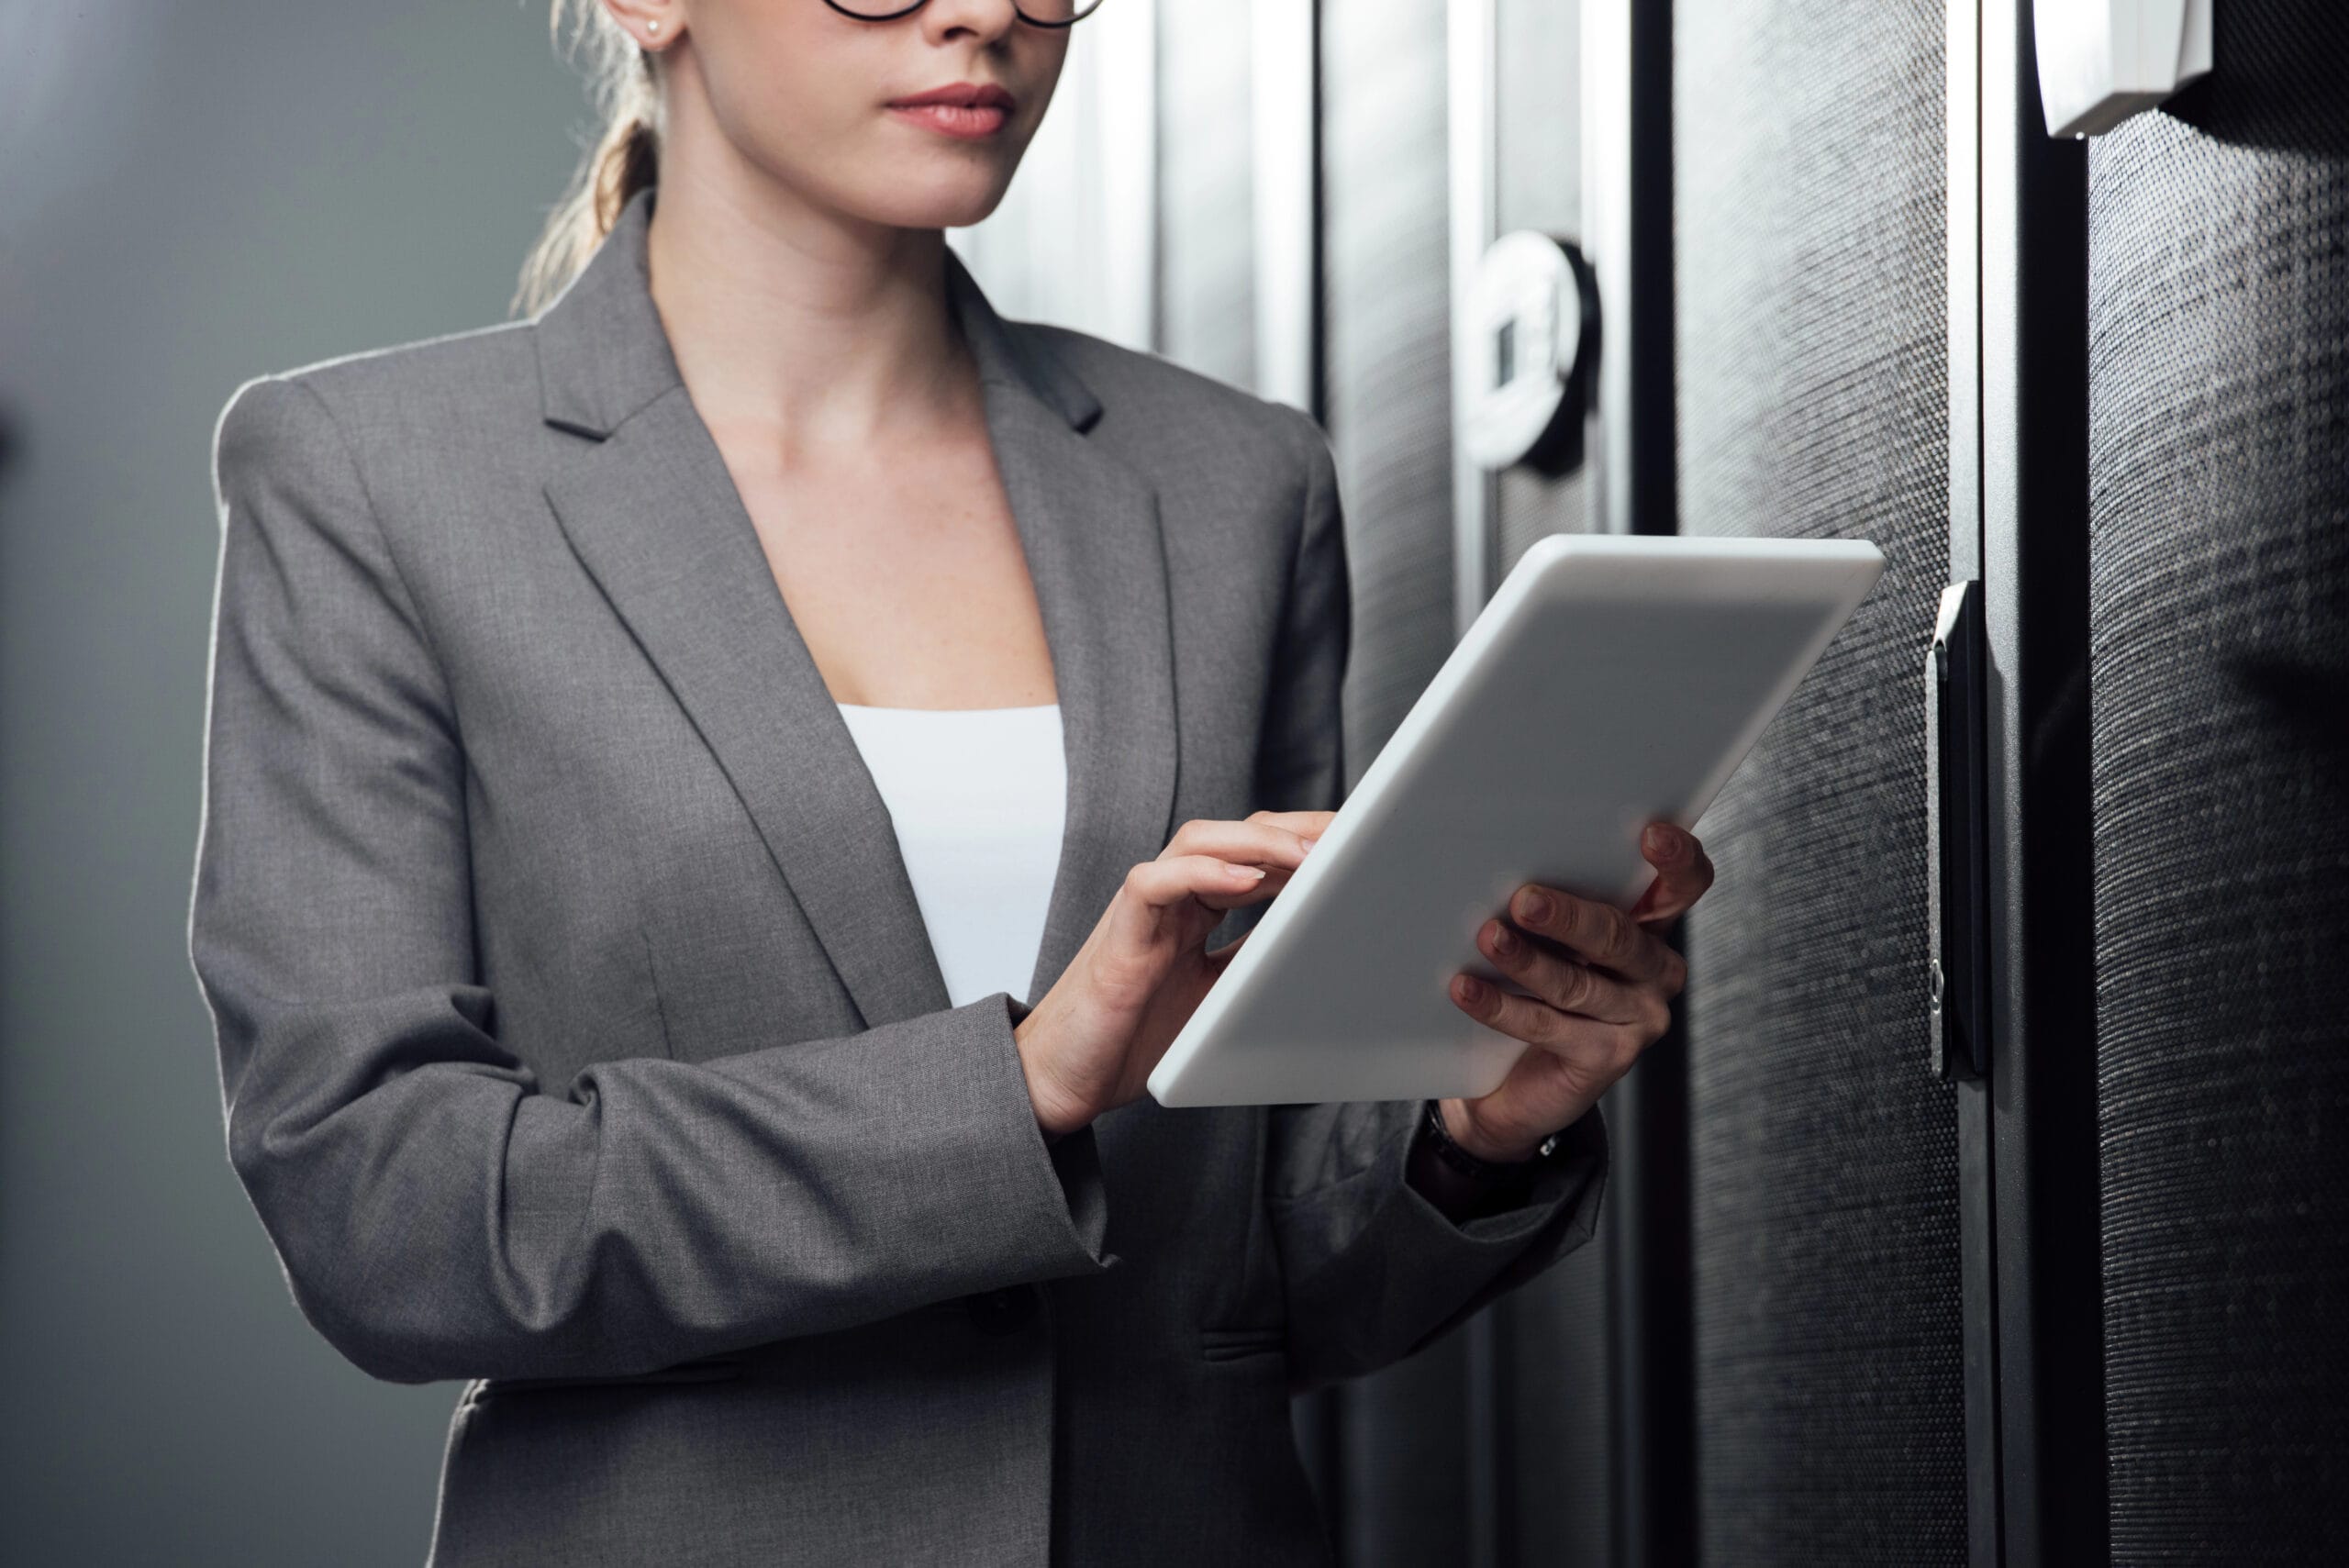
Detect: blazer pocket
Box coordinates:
(469, 1353, 749, 1399)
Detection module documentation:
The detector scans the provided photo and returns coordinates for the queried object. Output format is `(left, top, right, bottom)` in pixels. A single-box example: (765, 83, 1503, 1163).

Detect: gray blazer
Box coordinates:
(190, 184, 1607, 1567)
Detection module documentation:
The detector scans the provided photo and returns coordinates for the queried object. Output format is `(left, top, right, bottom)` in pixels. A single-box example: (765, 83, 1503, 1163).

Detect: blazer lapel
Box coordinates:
(534, 186, 1177, 1029)
(984, 376, 1181, 1012)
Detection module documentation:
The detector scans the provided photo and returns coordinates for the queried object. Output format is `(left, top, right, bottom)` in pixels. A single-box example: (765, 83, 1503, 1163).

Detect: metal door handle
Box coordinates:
(1926, 581, 1989, 1081)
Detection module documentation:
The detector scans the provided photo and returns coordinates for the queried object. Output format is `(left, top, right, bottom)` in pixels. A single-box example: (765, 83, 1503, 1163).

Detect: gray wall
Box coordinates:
(0, 5, 589, 1561)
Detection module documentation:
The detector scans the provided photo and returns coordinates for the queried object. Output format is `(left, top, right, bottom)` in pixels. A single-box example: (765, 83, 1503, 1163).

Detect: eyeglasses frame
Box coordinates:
(818, 0, 1106, 28)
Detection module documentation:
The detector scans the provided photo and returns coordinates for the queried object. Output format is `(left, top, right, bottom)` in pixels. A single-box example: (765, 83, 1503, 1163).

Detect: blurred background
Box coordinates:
(3, 1, 2343, 1564)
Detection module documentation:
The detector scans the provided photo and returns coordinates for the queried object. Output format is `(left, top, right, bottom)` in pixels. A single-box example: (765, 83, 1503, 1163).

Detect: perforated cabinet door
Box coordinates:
(1674, 0, 1971, 1562)
(2087, 4, 2349, 1561)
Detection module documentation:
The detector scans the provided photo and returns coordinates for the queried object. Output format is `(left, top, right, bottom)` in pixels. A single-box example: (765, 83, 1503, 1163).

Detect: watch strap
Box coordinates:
(1419, 1098, 1561, 1184)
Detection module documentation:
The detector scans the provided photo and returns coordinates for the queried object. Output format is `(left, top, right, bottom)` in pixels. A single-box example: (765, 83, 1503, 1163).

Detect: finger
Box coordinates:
(1508, 882, 1678, 987)
(1172, 816, 1325, 861)
(1447, 971, 1650, 1080)
(1246, 807, 1337, 839)
(1125, 853, 1274, 914)
(1476, 918, 1661, 1025)
(1163, 817, 1320, 871)
(1629, 822, 1716, 927)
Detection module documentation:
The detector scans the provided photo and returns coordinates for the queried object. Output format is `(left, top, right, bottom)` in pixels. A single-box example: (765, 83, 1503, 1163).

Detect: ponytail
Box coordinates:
(512, 0, 663, 319)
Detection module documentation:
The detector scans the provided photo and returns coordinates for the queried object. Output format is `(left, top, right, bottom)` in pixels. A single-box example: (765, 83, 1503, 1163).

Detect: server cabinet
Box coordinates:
(1251, 0, 2345, 1562)
(2084, 2, 2349, 1560)
(1674, 1, 1972, 1562)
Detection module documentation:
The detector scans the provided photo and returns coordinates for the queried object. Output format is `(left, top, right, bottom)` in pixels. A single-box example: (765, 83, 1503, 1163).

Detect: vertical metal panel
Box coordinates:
(1329, 0, 1459, 783)
(1458, 6, 1692, 1562)
(2087, 3, 2349, 1561)
(1603, 1023, 1696, 1568)
(1581, 0, 1675, 546)
(1155, 3, 1256, 386)
(1448, 0, 1500, 633)
(1976, 1, 2104, 1563)
(1473, 2, 1696, 1564)
(1252, 0, 1319, 417)
(1477, 20, 1612, 1553)
(1446, 14, 1516, 1562)
(1948, 9, 2006, 1568)
(1317, 0, 1475, 1559)
(1492, 0, 1593, 580)
(1674, 1, 1969, 1562)
(1582, 12, 1695, 1568)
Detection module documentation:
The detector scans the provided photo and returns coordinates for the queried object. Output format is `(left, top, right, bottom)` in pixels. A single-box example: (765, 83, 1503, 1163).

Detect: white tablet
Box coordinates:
(1146, 532, 1887, 1107)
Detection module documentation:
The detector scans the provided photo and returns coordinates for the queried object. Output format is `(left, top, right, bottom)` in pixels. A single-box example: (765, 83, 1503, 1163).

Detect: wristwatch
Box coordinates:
(1419, 1098, 1562, 1184)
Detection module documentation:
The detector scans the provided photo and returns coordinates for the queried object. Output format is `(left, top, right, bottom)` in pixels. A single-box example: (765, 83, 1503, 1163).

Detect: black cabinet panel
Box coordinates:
(1675, 1, 1967, 1561)
(2088, 5, 2349, 1561)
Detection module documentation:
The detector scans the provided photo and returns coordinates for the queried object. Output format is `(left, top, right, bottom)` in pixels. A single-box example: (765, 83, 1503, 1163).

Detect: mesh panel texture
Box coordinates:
(2088, 4, 2349, 1562)
(1674, 0, 1967, 1560)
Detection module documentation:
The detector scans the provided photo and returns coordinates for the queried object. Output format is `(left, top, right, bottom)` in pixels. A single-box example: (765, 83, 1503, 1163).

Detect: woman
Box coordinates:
(190, 0, 1714, 1561)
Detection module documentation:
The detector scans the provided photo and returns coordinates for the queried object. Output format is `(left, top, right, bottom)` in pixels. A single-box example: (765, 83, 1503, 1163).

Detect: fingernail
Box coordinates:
(1456, 975, 1484, 1003)
(1231, 863, 1266, 879)
(1645, 824, 1676, 858)
(1299, 837, 1318, 855)
(1518, 889, 1553, 923)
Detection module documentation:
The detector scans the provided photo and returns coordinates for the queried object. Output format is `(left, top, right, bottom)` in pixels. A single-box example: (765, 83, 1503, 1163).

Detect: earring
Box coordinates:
(647, 18, 662, 37)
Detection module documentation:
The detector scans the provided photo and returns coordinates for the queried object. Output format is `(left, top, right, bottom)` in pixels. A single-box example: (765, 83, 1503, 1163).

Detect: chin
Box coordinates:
(850, 167, 1015, 232)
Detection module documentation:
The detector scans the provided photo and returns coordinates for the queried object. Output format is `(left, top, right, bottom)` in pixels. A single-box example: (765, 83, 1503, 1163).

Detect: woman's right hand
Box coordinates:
(1013, 808, 1333, 1138)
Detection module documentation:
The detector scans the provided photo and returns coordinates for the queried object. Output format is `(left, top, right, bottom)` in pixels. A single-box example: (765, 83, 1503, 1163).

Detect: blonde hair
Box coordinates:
(512, 1, 664, 318)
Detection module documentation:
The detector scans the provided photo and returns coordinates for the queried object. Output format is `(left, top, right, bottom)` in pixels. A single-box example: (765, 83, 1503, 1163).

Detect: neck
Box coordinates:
(641, 149, 974, 454)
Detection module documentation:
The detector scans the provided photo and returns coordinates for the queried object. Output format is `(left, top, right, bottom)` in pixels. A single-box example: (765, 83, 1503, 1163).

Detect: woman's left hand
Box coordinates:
(1438, 820, 1716, 1162)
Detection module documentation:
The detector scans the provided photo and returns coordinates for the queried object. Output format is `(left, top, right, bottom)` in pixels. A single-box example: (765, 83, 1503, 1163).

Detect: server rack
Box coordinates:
(1159, 1, 2346, 1561)
(2082, 3, 2349, 1562)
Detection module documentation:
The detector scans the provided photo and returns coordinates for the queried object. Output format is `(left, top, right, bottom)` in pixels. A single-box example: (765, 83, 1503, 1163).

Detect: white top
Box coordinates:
(834, 701, 1066, 1009)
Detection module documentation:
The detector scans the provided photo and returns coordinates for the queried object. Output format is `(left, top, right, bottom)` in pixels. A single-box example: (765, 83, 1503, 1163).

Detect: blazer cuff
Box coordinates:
(1268, 1099, 1608, 1393)
(1391, 1100, 1609, 1251)
(972, 990, 1117, 1278)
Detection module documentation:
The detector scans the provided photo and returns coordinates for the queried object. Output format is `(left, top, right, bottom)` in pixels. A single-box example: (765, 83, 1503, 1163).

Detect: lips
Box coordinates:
(885, 80, 1014, 141)
(886, 82, 1016, 111)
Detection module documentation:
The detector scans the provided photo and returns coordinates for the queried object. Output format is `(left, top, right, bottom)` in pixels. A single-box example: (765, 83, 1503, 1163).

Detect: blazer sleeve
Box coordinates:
(189, 375, 1115, 1387)
(1252, 406, 1609, 1398)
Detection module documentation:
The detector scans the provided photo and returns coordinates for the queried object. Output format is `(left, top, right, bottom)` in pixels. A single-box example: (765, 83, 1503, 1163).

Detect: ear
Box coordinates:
(601, 0, 681, 51)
